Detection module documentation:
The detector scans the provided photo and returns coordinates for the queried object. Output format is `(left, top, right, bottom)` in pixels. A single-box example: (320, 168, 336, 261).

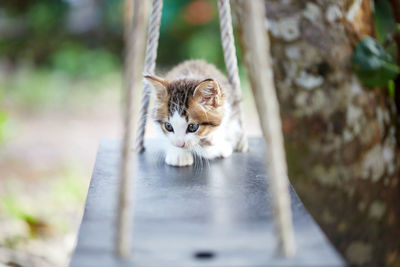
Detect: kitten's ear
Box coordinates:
(144, 75, 168, 100)
(193, 79, 222, 108)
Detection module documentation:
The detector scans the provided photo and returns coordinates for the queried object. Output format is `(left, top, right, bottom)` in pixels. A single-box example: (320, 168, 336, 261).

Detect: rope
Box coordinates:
(117, 0, 147, 258)
(135, 0, 163, 152)
(235, 0, 296, 257)
(217, 0, 248, 152)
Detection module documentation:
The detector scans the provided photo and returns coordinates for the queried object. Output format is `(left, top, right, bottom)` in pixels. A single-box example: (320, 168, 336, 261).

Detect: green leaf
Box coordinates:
(373, 0, 396, 44)
(0, 196, 38, 224)
(397, 23, 400, 34)
(388, 80, 395, 99)
(0, 111, 8, 143)
(385, 41, 398, 60)
(352, 37, 400, 87)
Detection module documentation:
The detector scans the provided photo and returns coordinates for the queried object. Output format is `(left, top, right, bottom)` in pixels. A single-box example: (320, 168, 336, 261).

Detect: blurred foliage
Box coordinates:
(0, 196, 38, 226)
(0, 66, 121, 109)
(52, 169, 88, 205)
(157, 0, 225, 68)
(50, 43, 119, 77)
(0, 68, 70, 108)
(373, 0, 397, 45)
(0, 90, 9, 144)
(0, 0, 249, 109)
(0, 0, 70, 64)
(0, 110, 9, 144)
(0, 195, 43, 237)
(0, 168, 88, 241)
(353, 0, 399, 91)
(0, 0, 123, 69)
(26, 1, 67, 33)
(352, 37, 399, 87)
(0, 0, 234, 73)
(388, 79, 395, 98)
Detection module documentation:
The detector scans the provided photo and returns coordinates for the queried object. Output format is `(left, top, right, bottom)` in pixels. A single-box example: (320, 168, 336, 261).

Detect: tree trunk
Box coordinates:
(235, 0, 400, 266)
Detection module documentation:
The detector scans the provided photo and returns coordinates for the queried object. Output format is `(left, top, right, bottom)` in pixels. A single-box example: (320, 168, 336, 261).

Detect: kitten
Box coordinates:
(145, 60, 243, 166)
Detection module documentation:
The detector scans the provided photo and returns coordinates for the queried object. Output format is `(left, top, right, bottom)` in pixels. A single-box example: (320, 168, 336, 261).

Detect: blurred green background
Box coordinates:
(0, 1, 257, 266)
(0, 0, 238, 111)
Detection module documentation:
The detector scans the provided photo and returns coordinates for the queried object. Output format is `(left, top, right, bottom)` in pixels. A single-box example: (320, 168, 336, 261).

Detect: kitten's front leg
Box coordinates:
(202, 140, 233, 159)
(219, 140, 233, 158)
(165, 145, 194, 167)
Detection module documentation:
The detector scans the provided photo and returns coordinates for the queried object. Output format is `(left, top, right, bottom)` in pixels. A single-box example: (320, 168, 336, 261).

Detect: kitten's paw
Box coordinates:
(220, 142, 233, 158)
(165, 150, 194, 166)
(235, 139, 249, 153)
(202, 142, 233, 159)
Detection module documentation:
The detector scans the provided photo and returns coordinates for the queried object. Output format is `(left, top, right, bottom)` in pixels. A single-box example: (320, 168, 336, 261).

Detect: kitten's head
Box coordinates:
(145, 75, 225, 150)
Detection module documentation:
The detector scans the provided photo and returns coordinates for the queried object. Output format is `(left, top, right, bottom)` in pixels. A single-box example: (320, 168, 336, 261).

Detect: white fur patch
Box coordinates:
(168, 111, 187, 148)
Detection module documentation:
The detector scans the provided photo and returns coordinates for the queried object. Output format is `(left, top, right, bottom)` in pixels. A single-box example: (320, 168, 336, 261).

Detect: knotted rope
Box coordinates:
(235, 0, 296, 257)
(217, 0, 248, 152)
(117, 0, 147, 258)
(135, 0, 163, 152)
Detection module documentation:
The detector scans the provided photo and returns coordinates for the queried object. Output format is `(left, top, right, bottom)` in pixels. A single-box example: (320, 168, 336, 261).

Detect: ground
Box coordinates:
(0, 69, 121, 266)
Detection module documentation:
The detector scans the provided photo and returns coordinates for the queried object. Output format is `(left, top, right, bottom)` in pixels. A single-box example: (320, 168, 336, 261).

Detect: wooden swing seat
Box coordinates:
(70, 138, 345, 266)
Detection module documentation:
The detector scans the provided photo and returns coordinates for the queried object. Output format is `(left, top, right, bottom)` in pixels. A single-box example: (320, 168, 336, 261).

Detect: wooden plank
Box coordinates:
(70, 138, 345, 267)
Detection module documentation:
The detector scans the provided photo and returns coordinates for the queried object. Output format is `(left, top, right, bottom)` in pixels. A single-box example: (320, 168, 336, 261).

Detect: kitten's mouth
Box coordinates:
(174, 142, 186, 149)
(180, 143, 195, 150)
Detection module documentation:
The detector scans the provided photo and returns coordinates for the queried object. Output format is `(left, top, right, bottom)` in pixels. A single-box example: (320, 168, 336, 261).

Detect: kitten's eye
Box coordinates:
(187, 123, 199, 133)
(164, 122, 174, 132)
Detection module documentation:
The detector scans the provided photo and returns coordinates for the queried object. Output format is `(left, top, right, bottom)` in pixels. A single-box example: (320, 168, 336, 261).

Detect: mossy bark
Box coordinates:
(235, 0, 400, 265)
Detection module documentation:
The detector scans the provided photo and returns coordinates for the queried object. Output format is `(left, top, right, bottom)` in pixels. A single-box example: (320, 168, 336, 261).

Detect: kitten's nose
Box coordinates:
(176, 141, 185, 148)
